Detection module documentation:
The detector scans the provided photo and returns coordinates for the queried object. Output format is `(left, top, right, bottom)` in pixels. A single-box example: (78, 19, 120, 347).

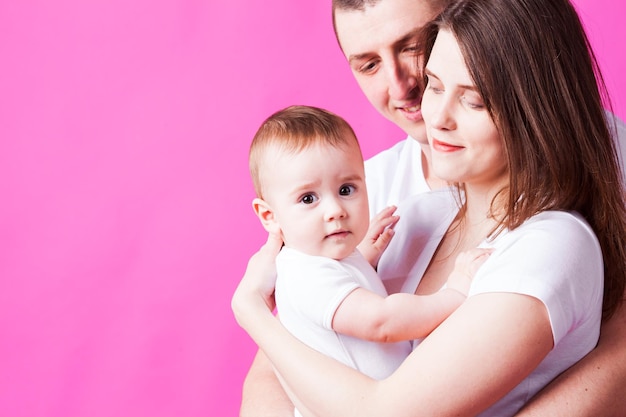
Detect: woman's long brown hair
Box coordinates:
(422, 0, 626, 320)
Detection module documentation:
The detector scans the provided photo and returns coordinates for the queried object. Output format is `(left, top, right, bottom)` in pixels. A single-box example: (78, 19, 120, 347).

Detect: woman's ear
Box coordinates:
(252, 198, 281, 235)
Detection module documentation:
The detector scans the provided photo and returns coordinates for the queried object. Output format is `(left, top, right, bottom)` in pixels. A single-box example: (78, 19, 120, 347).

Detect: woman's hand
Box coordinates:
(232, 232, 283, 327)
(357, 206, 400, 268)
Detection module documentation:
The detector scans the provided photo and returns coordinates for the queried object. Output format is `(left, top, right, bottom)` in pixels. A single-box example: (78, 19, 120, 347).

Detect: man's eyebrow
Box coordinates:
(348, 28, 422, 63)
(393, 28, 422, 48)
(348, 52, 373, 63)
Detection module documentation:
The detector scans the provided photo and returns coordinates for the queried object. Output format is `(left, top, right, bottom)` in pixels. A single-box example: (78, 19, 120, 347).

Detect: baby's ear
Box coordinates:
(252, 198, 281, 234)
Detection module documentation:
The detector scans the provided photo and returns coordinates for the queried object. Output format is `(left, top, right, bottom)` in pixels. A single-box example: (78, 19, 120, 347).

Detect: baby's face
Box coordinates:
(261, 140, 369, 260)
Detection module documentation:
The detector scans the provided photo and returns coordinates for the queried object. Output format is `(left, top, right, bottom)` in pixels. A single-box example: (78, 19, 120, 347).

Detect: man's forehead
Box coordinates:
(334, 1, 438, 52)
(334, 0, 438, 28)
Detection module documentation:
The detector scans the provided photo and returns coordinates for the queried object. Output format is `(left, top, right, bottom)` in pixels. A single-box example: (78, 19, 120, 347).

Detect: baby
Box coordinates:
(248, 105, 490, 416)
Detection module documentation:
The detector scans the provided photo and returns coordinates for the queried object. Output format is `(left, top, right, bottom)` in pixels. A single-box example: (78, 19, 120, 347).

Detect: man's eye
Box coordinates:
(357, 60, 379, 74)
(339, 185, 355, 196)
(301, 194, 317, 204)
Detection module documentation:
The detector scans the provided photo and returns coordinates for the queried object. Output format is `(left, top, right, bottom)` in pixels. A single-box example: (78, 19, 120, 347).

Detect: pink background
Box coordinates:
(0, 1, 623, 416)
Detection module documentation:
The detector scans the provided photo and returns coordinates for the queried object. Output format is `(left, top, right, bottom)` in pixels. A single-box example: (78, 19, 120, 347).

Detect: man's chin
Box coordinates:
(409, 135, 429, 147)
(397, 120, 426, 141)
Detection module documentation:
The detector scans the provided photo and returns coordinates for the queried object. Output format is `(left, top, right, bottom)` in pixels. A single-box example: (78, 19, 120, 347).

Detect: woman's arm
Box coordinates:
(515, 298, 626, 417)
(238, 233, 296, 417)
(233, 266, 554, 417)
(240, 350, 294, 417)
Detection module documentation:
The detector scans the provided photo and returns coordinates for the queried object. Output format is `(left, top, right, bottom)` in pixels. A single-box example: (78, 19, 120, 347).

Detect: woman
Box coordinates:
(232, 0, 626, 415)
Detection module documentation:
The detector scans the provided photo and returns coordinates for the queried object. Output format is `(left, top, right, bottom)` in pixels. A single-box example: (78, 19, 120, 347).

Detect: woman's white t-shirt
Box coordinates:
(377, 190, 603, 416)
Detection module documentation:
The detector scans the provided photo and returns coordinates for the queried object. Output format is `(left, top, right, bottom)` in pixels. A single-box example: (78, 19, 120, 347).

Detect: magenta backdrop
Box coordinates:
(0, 1, 623, 416)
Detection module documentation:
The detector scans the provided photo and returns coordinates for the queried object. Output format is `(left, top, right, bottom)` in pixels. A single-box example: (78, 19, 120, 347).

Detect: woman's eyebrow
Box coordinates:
(424, 68, 478, 92)
(424, 68, 439, 79)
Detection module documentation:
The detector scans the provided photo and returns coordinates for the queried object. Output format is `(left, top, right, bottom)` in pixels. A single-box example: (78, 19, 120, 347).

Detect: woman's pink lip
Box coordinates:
(432, 138, 464, 152)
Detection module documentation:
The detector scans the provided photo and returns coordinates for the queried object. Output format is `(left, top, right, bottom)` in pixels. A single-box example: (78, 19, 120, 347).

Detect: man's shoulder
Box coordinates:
(364, 137, 410, 167)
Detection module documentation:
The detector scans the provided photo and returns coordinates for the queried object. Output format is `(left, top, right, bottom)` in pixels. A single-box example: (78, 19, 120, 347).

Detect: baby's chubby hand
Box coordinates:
(357, 205, 400, 269)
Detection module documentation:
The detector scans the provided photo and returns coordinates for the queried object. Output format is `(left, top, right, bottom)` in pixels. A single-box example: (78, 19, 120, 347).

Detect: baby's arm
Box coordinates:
(332, 248, 492, 342)
(357, 206, 399, 268)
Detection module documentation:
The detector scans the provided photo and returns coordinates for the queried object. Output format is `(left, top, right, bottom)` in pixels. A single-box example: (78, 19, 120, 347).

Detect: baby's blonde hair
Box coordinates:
(249, 105, 361, 199)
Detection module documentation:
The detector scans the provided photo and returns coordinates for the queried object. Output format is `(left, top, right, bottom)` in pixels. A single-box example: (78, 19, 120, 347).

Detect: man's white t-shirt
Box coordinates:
(364, 136, 429, 217)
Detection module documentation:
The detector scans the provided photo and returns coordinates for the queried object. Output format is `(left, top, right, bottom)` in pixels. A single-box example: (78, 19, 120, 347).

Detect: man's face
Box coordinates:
(335, 0, 441, 145)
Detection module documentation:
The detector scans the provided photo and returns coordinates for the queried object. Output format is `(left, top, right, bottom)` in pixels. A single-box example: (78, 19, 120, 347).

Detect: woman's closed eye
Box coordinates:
(461, 94, 485, 110)
(425, 76, 444, 94)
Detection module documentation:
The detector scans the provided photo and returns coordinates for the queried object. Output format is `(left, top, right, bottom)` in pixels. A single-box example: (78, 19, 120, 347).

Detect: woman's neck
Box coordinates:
(461, 180, 508, 235)
(420, 145, 449, 191)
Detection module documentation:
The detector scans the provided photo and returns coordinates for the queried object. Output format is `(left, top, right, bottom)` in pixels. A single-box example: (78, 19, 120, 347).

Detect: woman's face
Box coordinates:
(421, 29, 508, 189)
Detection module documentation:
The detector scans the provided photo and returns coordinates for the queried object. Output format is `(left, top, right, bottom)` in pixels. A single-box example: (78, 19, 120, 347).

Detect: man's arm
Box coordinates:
(240, 349, 294, 417)
(516, 298, 626, 417)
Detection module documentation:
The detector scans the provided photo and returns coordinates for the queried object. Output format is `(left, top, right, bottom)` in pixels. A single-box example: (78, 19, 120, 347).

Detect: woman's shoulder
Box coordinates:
(489, 210, 602, 267)
(512, 210, 598, 245)
(474, 210, 604, 316)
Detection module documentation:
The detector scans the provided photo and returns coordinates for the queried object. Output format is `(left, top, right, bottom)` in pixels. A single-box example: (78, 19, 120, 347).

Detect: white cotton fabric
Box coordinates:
(274, 246, 412, 377)
(364, 136, 430, 218)
(377, 191, 604, 417)
(471, 211, 603, 416)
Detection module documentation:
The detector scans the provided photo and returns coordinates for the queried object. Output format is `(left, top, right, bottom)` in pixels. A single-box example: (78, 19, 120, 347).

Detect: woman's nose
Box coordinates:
(430, 96, 457, 131)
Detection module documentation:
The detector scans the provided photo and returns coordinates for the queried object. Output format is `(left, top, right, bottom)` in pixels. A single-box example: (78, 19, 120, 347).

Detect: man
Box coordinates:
(240, 0, 626, 415)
